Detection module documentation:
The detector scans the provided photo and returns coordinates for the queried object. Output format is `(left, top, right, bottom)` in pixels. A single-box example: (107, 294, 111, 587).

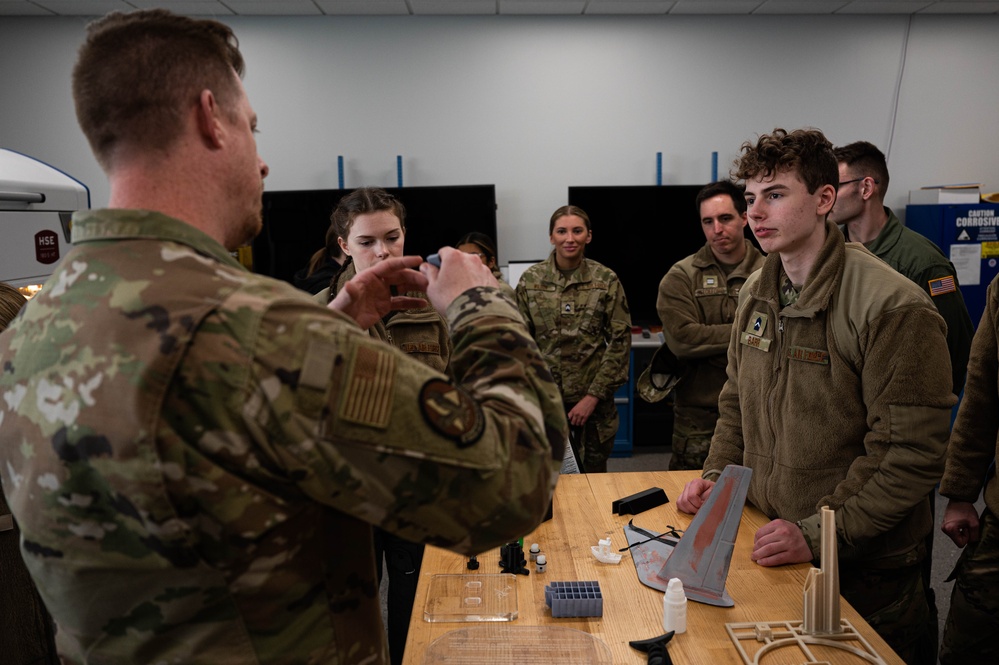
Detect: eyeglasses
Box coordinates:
(839, 177, 880, 187)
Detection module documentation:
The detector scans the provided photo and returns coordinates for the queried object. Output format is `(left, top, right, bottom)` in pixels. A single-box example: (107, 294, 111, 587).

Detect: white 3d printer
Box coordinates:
(0, 148, 90, 297)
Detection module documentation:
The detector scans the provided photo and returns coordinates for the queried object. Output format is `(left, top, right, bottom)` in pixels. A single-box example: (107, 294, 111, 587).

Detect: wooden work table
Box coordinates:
(403, 470, 903, 665)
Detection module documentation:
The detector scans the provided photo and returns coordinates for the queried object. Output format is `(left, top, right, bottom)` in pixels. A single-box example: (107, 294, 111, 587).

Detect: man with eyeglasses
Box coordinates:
(829, 141, 973, 396)
(829, 141, 975, 661)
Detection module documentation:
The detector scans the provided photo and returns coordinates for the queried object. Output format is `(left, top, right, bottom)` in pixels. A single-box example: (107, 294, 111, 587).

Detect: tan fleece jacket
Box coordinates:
(940, 275, 999, 515)
(704, 221, 955, 563)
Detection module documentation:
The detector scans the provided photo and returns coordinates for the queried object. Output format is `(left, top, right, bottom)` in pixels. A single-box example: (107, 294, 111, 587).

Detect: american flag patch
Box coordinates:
(928, 275, 957, 297)
(339, 344, 396, 428)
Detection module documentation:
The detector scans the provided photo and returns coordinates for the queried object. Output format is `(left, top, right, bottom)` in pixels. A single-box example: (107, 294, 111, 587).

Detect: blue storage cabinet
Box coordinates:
(611, 352, 634, 458)
(906, 203, 999, 328)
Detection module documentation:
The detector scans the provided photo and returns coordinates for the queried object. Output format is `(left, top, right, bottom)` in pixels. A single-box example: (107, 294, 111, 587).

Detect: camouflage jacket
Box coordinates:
(0, 209, 566, 665)
(515, 254, 631, 403)
(656, 241, 764, 411)
(321, 260, 452, 374)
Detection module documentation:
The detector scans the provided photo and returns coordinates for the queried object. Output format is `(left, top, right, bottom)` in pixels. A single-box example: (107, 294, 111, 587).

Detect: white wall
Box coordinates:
(1, 14, 996, 264)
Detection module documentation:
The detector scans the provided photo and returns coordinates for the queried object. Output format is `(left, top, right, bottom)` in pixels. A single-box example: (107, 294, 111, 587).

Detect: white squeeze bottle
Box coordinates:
(663, 577, 687, 634)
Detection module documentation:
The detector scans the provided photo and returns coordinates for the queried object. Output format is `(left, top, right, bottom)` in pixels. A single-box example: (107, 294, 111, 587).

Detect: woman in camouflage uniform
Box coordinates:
(319, 188, 450, 665)
(516, 206, 631, 473)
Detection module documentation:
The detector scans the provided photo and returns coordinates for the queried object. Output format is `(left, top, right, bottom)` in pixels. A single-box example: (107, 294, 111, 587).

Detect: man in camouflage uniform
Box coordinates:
(678, 128, 954, 664)
(516, 205, 631, 473)
(656, 181, 765, 470)
(938, 274, 999, 665)
(0, 10, 565, 664)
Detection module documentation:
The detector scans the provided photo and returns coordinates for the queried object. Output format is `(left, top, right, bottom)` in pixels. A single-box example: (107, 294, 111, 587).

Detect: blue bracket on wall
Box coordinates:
(337, 155, 345, 189)
(711, 151, 719, 182)
(397, 155, 403, 188)
(656, 152, 663, 186)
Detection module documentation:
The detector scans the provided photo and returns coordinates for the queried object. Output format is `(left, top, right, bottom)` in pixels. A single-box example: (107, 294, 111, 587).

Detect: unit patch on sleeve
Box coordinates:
(338, 343, 396, 429)
(928, 275, 957, 297)
(419, 379, 485, 447)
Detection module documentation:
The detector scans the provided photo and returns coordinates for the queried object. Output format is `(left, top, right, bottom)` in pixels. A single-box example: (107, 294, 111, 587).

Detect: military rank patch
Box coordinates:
(748, 312, 768, 335)
(419, 379, 485, 448)
(787, 346, 829, 365)
(339, 344, 396, 429)
(740, 311, 771, 351)
(928, 275, 957, 297)
(703, 275, 718, 288)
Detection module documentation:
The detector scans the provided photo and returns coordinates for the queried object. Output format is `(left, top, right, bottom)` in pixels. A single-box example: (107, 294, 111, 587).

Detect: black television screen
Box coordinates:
(568, 185, 759, 328)
(253, 185, 497, 285)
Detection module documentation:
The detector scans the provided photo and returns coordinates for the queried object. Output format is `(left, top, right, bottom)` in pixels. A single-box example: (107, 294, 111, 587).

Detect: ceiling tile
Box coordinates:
(127, 1, 234, 14)
(410, 1, 496, 15)
(919, 1, 999, 12)
(835, 1, 933, 12)
(225, 0, 321, 15)
(669, 1, 762, 14)
(32, 0, 134, 15)
(0, 0, 53, 14)
(754, 0, 849, 13)
(498, 0, 586, 14)
(585, 1, 675, 14)
(315, 0, 410, 14)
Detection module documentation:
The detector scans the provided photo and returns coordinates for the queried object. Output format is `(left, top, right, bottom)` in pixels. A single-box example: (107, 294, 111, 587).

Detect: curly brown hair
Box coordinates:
(732, 128, 838, 195)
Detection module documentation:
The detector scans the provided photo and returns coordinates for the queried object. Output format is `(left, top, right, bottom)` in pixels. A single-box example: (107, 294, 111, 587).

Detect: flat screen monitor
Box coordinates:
(567, 185, 759, 328)
(254, 185, 498, 285)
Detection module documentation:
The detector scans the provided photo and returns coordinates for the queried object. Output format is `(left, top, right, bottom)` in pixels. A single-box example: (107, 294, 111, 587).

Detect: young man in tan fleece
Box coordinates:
(678, 128, 954, 665)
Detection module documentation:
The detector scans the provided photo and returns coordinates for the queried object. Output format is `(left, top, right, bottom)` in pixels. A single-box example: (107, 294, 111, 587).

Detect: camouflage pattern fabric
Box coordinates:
(515, 254, 631, 405)
(515, 254, 630, 474)
(669, 406, 716, 471)
(331, 259, 448, 665)
(779, 270, 800, 307)
(840, 547, 936, 665)
(940, 508, 999, 665)
(565, 398, 619, 474)
(0, 209, 566, 665)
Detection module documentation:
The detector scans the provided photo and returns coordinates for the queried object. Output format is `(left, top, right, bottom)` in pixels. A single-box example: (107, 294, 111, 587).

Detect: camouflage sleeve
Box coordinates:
(941, 277, 999, 503)
(514, 279, 535, 338)
(658, 266, 732, 359)
(586, 273, 632, 401)
(243, 286, 566, 555)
